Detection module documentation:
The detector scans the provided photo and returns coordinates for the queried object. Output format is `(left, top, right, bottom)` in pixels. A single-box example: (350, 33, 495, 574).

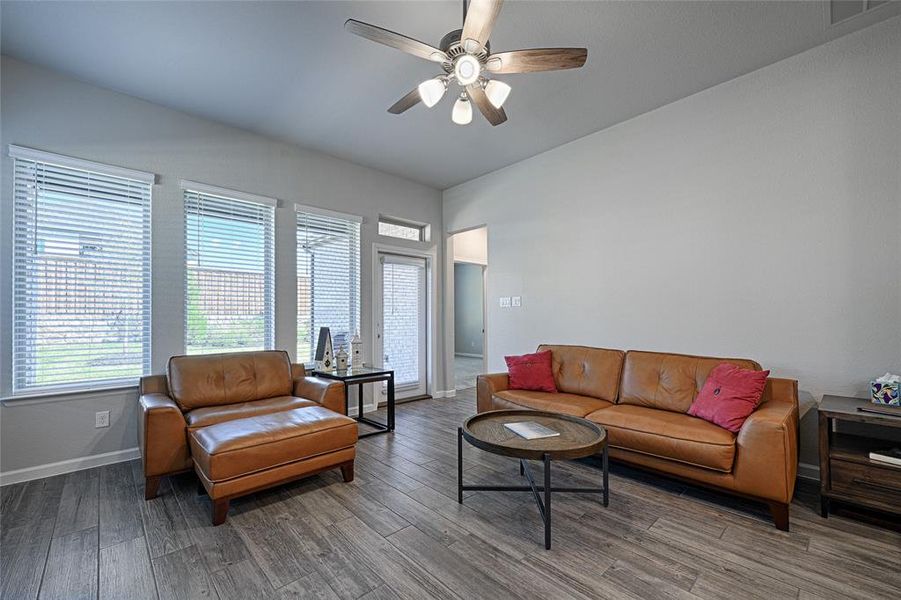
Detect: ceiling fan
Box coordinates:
(345, 0, 588, 126)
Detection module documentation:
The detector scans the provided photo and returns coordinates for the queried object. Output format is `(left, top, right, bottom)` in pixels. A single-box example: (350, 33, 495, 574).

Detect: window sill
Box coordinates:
(1, 382, 139, 406)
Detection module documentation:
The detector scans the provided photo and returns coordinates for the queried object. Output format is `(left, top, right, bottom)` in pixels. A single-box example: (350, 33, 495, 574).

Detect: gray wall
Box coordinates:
(0, 56, 443, 476)
(454, 263, 483, 357)
(443, 18, 901, 473)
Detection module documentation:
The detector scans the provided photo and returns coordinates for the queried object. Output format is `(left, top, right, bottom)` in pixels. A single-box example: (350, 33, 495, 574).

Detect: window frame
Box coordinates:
(9, 145, 155, 396)
(182, 181, 277, 356)
(377, 215, 430, 243)
(295, 204, 362, 364)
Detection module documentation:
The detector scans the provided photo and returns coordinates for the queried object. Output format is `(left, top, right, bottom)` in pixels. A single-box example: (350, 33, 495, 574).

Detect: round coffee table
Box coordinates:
(457, 409, 608, 549)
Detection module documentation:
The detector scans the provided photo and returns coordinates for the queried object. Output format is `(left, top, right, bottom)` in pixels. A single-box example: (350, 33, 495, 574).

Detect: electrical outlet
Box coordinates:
(511, 296, 522, 307)
(499, 296, 511, 308)
(95, 410, 110, 428)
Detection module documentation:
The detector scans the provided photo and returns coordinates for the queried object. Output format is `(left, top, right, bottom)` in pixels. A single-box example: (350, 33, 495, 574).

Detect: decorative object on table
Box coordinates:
(504, 421, 560, 440)
(871, 373, 900, 406)
(869, 447, 901, 468)
(351, 331, 363, 367)
(857, 403, 901, 417)
(315, 327, 334, 370)
(336, 347, 349, 370)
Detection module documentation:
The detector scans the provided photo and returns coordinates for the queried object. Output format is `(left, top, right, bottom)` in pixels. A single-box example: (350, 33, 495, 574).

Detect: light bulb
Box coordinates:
(417, 78, 446, 108)
(452, 95, 472, 125)
(454, 54, 481, 86)
(484, 80, 511, 109)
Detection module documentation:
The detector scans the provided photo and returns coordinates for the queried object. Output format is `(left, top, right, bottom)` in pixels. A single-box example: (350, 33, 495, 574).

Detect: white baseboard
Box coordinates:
(0, 447, 141, 487)
(798, 461, 820, 482)
(433, 389, 457, 398)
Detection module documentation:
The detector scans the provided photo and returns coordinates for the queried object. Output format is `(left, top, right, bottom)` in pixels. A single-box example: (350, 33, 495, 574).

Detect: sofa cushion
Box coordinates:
(619, 350, 762, 414)
(185, 396, 318, 430)
(189, 406, 357, 482)
(494, 390, 613, 417)
(586, 404, 736, 472)
(537, 345, 625, 402)
(688, 364, 770, 433)
(505, 350, 557, 393)
(168, 350, 294, 410)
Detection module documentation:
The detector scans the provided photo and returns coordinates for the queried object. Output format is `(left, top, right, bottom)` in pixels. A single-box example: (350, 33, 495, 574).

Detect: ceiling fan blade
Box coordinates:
(486, 48, 588, 74)
(388, 88, 422, 114)
(345, 19, 447, 63)
(461, 0, 504, 53)
(467, 83, 507, 126)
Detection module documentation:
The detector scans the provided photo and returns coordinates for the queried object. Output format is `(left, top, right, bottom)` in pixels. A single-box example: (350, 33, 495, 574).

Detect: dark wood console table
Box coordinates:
(818, 395, 901, 519)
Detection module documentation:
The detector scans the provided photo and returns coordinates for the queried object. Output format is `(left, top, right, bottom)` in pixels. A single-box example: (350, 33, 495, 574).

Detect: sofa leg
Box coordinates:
(340, 461, 354, 483)
(212, 499, 229, 526)
(144, 476, 161, 500)
(769, 501, 790, 531)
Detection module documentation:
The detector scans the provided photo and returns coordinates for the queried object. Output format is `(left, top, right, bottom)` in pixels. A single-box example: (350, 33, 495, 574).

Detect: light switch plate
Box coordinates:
(499, 296, 511, 308)
(511, 296, 522, 307)
(95, 410, 110, 428)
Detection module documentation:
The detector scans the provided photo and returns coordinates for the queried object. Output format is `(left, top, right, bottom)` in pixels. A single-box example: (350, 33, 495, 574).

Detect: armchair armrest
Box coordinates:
(733, 398, 799, 504)
(476, 373, 510, 413)
(294, 376, 345, 415)
(138, 393, 191, 491)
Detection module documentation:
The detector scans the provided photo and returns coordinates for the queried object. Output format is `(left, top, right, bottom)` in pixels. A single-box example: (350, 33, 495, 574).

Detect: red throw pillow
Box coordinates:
(505, 351, 557, 393)
(688, 363, 770, 433)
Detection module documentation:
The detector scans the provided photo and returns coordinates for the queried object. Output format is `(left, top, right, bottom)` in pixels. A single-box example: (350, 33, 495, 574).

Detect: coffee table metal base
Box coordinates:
(457, 427, 609, 550)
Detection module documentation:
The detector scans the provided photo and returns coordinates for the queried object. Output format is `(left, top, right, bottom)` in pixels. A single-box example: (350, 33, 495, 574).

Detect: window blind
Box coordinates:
(11, 147, 153, 393)
(296, 207, 361, 363)
(184, 187, 275, 355)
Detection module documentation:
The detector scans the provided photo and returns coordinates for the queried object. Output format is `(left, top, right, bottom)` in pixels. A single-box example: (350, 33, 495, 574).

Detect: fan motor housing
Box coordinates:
(439, 29, 490, 59)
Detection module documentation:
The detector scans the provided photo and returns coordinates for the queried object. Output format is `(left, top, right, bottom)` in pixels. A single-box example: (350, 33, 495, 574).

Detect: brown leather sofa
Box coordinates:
(139, 350, 357, 524)
(477, 345, 799, 530)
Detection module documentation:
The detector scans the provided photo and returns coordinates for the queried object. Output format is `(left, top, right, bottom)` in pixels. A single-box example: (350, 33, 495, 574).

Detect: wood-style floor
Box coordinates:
(2, 388, 900, 600)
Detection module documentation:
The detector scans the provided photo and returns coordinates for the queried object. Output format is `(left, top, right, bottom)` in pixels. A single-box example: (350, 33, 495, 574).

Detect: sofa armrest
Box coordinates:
(139, 393, 190, 479)
(733, 398, 799, 503)
(295, 376, 346, 415)
(476, 373, 510, 413)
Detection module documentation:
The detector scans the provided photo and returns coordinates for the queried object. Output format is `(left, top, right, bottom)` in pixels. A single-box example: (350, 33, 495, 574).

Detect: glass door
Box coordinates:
(377, 253, 427, 399)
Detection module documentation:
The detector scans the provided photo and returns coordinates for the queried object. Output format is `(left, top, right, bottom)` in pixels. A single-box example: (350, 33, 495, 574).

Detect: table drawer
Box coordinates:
(831, 459, 901, 504)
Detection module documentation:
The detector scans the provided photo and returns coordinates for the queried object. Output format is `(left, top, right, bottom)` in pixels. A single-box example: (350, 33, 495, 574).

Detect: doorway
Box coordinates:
(374, 252, 428, 400)
(453, 262, 484, 390)
(449, 225, 488, 391)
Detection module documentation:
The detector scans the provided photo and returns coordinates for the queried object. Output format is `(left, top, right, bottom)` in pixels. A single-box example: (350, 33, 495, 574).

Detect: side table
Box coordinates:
(313, 366, 395, 438)
(818, 395, 901, 519)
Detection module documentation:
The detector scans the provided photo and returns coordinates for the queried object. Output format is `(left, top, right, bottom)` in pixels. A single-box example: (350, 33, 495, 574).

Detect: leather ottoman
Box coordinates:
(189, 405, 358, 524)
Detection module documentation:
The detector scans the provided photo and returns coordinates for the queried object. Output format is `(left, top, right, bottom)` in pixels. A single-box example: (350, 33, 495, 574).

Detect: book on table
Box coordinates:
(504, 421, 560, 440)
(869, 447, 901, 468)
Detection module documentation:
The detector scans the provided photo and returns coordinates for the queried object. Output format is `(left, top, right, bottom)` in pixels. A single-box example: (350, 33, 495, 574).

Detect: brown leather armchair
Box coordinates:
(138, 350, 346, 500)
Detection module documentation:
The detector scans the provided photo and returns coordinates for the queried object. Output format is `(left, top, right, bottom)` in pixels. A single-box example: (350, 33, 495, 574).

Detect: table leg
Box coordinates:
(544, 453, 552, 550)
(387, 374, 395, 431)
(344, 382, 349, 416)
(603, 444, 609, 507)
(358, 383, 363, 419)
(457, 427, 463, 504)
(519, 459, 524, 476)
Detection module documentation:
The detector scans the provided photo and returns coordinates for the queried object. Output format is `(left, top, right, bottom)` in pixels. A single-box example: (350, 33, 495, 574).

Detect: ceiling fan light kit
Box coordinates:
(345, 0, 588, 127)
(452, 94, 473, 125)
(418, 77, 448, 108)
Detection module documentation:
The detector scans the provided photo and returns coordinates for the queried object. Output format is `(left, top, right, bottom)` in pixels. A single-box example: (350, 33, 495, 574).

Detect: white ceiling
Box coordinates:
(2, 1, 898, 189)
